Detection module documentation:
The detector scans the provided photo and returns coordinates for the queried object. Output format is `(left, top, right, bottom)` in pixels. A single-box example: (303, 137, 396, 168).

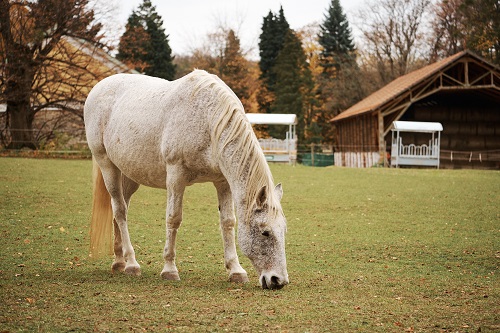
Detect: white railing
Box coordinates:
(399, 139, 439, 158)
(258, 138, 296, 152)
(391, 137, 440, 168)
(257, 137, 297, 163)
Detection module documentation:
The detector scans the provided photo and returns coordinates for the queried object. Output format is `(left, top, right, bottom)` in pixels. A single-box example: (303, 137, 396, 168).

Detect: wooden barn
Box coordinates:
(331, 51, 500, 169)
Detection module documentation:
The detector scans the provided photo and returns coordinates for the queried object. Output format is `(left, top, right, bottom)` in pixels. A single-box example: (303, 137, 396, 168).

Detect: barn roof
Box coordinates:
(65, 37, 139, 75)
(331, 51, 500, 122)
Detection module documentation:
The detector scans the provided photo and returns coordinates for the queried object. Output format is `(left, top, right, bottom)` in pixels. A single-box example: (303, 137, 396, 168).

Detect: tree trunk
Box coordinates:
(3, 46, 37, 149)
(7, 100, 37, 150)
(5, 59, 37, 149)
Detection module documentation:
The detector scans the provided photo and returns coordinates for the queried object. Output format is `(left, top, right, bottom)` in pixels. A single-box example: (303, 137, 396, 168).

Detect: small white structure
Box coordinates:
(245, 113, 297, 163)
(391, 121, 443, 168)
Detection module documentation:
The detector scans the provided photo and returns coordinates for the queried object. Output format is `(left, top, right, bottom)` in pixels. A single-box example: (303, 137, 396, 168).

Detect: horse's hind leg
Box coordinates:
(98, 158, 141, 276)
(214, 181, 249, 283)
(112, 175, 140, 273)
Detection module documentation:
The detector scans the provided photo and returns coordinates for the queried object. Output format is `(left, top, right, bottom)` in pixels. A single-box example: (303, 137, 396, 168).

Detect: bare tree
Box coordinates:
(0, 0, 106, 149)
(428, 0, 466, 61)
(357, 0, 431, 85)
(430, 0, 500, 64)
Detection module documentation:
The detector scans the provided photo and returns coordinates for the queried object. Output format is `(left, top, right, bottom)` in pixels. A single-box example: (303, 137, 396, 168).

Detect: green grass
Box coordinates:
(0, 158, 498, 332)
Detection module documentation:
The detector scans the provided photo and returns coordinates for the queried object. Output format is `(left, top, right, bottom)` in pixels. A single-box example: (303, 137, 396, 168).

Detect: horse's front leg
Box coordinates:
(160, 167, 186, 281)
(214, 181, 249, 283)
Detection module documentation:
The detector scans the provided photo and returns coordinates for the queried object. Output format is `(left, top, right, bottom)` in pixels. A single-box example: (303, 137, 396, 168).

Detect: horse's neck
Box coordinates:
(219, 142, 272, 220)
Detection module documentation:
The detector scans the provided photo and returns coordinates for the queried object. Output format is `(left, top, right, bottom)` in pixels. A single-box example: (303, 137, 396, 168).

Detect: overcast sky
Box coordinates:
(115, 0, 365, 57)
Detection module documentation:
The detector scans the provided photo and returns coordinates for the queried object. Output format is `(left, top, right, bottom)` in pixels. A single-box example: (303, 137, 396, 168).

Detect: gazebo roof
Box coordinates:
(246, 113, 297, 125)
(392, 121, 443, 133)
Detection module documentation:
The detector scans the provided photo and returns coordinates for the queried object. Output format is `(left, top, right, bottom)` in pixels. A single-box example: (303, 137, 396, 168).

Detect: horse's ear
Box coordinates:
(256, 185, 267, 209)
(274, 183, 283, 202)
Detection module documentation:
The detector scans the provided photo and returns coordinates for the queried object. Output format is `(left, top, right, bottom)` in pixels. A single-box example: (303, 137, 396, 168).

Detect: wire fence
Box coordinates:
(2, 128, 498, 169)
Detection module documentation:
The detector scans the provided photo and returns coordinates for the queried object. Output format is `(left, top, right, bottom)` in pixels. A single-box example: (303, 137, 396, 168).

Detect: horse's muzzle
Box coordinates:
(260, 274, 289, 290)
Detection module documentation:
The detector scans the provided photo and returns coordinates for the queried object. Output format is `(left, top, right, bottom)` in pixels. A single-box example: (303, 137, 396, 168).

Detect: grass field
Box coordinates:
(0, 157, 498, 332)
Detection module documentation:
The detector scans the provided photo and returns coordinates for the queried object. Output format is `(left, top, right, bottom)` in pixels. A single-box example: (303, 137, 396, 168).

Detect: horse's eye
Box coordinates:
(262, 230, 270, 237)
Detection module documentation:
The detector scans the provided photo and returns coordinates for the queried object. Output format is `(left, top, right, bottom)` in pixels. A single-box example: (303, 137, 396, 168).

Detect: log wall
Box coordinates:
(386, 92, 500, 169)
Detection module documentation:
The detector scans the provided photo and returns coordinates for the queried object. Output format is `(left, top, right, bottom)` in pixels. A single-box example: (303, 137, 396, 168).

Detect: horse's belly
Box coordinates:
(108, 146, 167, 188)
(103, 125, 168, 188)
(103, 128, 218, 189)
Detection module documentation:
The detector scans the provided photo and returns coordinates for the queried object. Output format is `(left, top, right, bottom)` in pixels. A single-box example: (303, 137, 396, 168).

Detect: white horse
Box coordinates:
(84, 70, 289, 289)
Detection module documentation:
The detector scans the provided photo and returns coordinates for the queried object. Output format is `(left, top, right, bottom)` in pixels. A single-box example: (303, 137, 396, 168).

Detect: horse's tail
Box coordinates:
(89, 158, 113, 258)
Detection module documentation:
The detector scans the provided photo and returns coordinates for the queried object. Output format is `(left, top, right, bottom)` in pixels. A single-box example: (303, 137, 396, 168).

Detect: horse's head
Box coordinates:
(238, 184, 289, 290)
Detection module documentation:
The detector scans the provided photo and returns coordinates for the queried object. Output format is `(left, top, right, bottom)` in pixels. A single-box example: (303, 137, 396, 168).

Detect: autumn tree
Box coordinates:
(220, 30, 253, 111)
(297, 24, 324, 143)
(0, 0, 104, 149)
(117, 0, 175, 79)
(181, 26, 258, 113)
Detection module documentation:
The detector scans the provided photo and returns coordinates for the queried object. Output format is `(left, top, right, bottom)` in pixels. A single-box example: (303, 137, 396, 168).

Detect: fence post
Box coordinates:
(311, 143, 315, 167)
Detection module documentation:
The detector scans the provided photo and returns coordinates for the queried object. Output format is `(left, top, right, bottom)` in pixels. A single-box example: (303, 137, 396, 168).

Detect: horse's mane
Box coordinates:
(189, 70, 282, 223)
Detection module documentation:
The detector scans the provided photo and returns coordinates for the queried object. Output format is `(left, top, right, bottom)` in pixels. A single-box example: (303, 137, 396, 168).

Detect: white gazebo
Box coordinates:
(391, 121, 443, 168)
(245, 113, 297, 163)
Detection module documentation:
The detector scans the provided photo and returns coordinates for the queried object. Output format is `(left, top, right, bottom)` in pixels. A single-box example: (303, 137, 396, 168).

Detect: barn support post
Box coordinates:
(378, 111, 385, 166)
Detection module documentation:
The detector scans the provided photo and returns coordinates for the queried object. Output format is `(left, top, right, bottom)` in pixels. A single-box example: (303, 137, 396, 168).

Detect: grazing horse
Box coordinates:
(84, 70, 289, 289)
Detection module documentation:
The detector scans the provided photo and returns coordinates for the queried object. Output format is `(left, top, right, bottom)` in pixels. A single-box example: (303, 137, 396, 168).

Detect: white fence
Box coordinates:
(334, 151, 380, 168)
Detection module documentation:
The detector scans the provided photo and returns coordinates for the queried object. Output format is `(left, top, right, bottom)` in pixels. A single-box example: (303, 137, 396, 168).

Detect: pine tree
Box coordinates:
(117, 0, 175, 79)
(272, 30, 314, 141)
(315, 0, 362, 143)
(258, 7, 290, 89)
(258, 7, 290, 113)
(318, 0, 355, 76)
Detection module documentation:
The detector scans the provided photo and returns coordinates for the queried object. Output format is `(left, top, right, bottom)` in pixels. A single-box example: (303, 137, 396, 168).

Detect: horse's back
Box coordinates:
(84, 72, 218, 188)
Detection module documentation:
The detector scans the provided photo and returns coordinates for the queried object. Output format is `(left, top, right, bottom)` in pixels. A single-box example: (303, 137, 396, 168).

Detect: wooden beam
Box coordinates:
(470, 70, 493, 86)
(465, 59, 469, 85)
(440, 84, 497, 90)
(442, 72, 466, 86)
(382, 102, 412, 137)
(381, 101, 411, 117)
(378, 111, 385, 165)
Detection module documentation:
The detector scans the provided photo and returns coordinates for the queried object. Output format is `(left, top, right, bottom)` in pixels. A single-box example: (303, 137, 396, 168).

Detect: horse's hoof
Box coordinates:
(111, 262, 126, 273)
(229, 272, 249, 283)
(161, 271, 180, 281)
(124, 265, 141, 276)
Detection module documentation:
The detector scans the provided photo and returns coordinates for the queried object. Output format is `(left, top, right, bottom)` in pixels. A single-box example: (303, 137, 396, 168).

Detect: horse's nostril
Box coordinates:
(271, 276, 279, 286)
(261, 275, 286, 290)
(261, 276, 269, 289)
